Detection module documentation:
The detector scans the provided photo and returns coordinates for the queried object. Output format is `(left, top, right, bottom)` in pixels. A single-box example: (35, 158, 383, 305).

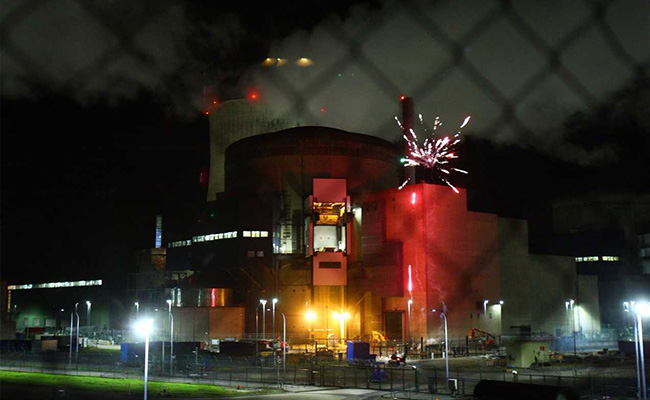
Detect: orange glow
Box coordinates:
(248, 90, 259, 101)
(261, 57, 276, 67)
(295, 57, 314, 67)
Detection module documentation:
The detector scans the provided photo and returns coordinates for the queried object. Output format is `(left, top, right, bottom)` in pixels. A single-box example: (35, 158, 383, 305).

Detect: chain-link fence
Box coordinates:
(0, 347, 639, 398)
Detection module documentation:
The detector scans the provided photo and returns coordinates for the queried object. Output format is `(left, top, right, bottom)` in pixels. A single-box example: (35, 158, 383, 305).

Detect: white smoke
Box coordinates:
(247, 0, 649, 165)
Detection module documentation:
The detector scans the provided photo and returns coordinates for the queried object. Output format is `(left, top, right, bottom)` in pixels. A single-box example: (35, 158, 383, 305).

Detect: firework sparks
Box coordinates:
(396, 114, 470, 193)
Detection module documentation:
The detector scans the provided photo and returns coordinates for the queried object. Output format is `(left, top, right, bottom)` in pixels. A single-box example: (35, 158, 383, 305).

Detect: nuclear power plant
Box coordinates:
(142, 96, 602, 349)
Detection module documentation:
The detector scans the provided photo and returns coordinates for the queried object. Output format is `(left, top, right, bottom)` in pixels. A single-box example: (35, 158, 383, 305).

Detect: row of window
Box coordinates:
(168, 230, 269, 248)
(575, 256, 619, 262)
(8, 280, 103, 291)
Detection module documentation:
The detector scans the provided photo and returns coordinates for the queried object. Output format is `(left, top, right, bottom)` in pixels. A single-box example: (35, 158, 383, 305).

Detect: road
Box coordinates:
(0, 383, 461, 400)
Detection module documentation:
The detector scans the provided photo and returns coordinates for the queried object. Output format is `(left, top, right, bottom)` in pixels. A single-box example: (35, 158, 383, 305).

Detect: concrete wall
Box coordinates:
(498, 217, 579, 337)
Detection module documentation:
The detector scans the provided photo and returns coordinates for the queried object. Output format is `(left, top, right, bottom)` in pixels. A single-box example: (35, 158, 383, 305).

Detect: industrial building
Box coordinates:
(148, 98, 601, 349)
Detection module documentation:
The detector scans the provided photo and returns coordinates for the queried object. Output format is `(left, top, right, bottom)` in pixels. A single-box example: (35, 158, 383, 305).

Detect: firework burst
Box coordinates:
(396, 114, 470, 193)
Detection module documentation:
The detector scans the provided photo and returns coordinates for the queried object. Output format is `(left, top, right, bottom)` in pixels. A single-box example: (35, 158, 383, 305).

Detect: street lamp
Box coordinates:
(333, 311, 350, 345)
(432, 306, 449, 382)
(407, 299, 413, 341)
(74, 302, 80, 363)
(627, 301, 649, 400)
(156, 309, 165, 371)
(134, 302, 139, 318)
(134, 318, 154, 400)
(260, 299, 268, 339)
(272, 298, 278, 338)
(166, 299, 174, 376)
(282, 313, 287, 380)
(69, 311, 73, 365)
(566, 299, 577, 361)
(86, 301, 91, 328)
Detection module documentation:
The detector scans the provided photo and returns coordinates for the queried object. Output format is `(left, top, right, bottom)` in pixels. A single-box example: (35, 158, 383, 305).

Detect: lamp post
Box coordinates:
(629, 301, 649, 400)
(156, 309, 165, 371)
(260, 299, 267, 339)
(407, 299, 413, 343)
(86, 301, 91, 328)
(432, 306, 449, 382)
(255, 303, 259, 356)
(74, 302, 80, 363)
(282, 313, 287, 381)
(569, 299, 578, 365)
(135, 302, 139, 318)
(334, 312, 350, 345)
(69, 312, 73, 365)
(167, 299, 174, 376)
(272, 298, 278, 338)
(134, 318, 154, 400)
(498, 300, 504, 350)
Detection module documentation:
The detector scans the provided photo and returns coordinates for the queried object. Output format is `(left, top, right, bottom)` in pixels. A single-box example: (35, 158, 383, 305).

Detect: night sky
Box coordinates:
(1, 0, 649, 292)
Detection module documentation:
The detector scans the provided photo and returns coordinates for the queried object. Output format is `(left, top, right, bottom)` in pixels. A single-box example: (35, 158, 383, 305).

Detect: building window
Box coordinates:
(243, 231, 251, 237)
(320, 261, 342, 269)
(247, 251, 255, 257)
(256, 251, 264, 257)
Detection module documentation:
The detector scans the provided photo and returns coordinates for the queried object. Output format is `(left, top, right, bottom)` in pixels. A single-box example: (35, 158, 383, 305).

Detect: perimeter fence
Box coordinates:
(0, 347, 639, 399)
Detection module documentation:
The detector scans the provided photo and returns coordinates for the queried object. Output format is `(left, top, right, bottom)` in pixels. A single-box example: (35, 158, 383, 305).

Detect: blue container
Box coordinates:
(347, 341, 370, 361)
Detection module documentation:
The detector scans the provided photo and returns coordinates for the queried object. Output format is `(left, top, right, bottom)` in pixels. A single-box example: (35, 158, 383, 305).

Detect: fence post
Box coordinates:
(414, 368, 419, 392)
(366, 366, 370, 389)
(320, 365, 325, 386)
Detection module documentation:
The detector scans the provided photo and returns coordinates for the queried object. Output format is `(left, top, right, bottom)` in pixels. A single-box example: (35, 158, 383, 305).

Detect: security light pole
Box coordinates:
(86, 300, 91, 328)
(135, 318, 154, 400)
(272, 298, 278, 338)
(69, 312, 73, 365)
(260, 299, 267, 339)
(633, 302, 649, 400)
(74, 302, 80, 363)
(432, 306, 449, 382)
(167, 299, 174, 376)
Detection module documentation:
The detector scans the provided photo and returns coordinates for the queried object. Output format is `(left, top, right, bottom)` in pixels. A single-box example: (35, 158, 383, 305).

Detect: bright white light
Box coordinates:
(636, 301, 650, 317)
(134, 318, 154, 336)
(333, 312, 350, 320)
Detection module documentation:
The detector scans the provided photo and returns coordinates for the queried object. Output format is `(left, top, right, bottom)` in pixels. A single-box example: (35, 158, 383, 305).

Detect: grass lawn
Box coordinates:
(0, 371, 281, 397)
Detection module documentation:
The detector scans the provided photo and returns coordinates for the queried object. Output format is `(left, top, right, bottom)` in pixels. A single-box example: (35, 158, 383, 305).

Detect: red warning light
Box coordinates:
(400, 95, 406, 101)
(247, 90, 260, 101)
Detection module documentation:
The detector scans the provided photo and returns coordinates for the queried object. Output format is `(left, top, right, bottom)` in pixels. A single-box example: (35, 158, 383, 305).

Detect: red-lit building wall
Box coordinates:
(357, 183, 501, 339)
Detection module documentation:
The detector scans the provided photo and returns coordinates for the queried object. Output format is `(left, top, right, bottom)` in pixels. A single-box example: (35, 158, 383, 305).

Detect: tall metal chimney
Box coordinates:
(401, 96, 415, 185)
